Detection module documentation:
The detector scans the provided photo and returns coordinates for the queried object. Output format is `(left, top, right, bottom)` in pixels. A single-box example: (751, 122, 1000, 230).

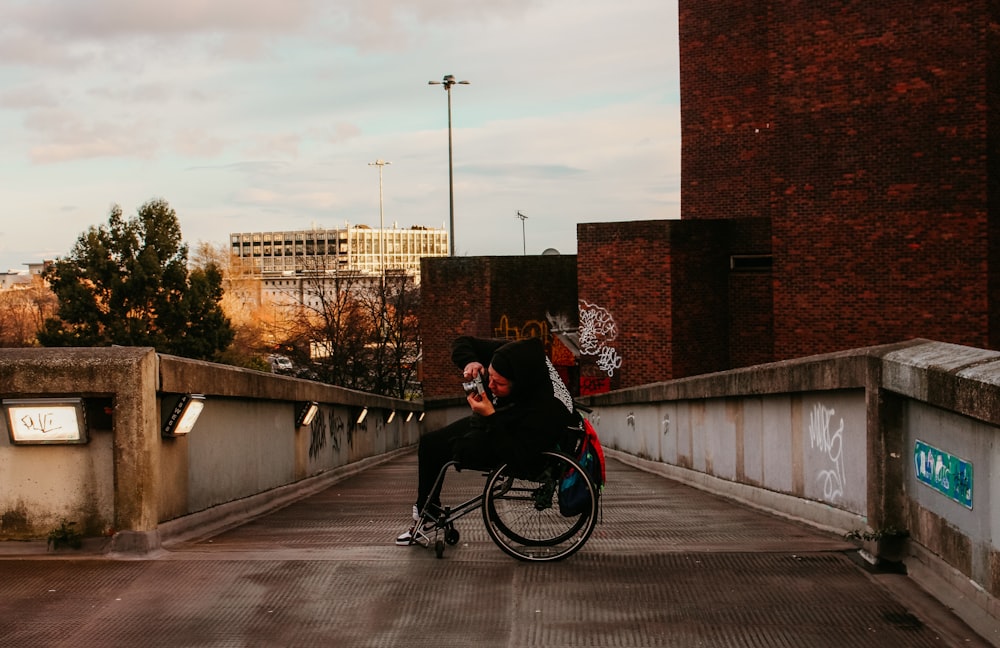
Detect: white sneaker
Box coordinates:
(395, 521, 434, 546)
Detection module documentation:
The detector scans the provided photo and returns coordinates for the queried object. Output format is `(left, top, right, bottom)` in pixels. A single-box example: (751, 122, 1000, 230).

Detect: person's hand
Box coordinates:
(463, 361, 485, 380)
(467, 392, 495, 416)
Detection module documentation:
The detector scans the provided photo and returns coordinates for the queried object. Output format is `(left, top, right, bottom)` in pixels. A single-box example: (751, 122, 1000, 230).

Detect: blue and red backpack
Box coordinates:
(559, 416, 606, 516)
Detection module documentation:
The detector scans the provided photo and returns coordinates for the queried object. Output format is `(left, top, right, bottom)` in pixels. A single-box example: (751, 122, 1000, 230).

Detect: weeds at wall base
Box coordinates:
(47, 519, 83, 551)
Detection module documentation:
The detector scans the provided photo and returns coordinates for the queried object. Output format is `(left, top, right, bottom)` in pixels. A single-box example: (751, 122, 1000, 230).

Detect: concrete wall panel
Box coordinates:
(186, 399, 293, 513)
(797, 390, 867, 516)
(760, 395, 793, 494)
(739, 396, 763, 486)
(0, 427, 114, 538)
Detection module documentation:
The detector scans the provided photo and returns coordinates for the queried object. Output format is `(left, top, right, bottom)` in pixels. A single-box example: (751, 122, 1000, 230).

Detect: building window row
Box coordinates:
(230, 228, 448, 278)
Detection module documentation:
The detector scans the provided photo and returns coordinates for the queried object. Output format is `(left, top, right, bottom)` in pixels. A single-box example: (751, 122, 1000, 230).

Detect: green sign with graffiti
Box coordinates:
(914, 440, 973, 509)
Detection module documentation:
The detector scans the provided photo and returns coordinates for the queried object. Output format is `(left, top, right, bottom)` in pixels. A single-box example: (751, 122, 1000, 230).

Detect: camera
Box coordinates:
(462, 375, 485, 397)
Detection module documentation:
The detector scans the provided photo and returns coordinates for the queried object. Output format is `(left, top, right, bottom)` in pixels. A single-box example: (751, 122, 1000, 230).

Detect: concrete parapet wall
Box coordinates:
(0, 348, 422, 551)
(579, 339, 999, 625)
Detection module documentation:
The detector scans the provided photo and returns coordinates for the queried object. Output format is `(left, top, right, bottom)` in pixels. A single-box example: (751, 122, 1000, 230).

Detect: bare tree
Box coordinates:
(270, 254, 421, 397)
(0, 276, 58, 347)
(358, 272, 421, 398)
(295, 268, 372, 389)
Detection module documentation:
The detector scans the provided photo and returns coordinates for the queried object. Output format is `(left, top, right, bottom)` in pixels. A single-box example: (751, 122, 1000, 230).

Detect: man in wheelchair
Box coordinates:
(395, 335, 577, 545)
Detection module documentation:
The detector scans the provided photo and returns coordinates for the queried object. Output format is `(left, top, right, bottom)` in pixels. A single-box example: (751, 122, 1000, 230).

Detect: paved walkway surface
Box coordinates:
(0, 452, 994, 647)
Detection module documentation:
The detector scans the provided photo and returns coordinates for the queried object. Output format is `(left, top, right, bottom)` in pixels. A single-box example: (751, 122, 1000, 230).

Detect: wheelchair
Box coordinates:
(408, 448, 600, 562)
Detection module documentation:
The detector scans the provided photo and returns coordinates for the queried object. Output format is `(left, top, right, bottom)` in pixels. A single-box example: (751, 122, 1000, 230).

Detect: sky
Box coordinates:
(0, 0, 680, 272)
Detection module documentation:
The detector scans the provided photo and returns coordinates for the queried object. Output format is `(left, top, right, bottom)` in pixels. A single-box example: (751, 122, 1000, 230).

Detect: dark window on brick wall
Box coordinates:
(730, 255, 773, 271)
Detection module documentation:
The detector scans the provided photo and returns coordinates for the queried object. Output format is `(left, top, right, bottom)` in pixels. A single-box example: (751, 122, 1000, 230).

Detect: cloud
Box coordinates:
(5, 0, 316, 39)
(173, 129, 230, 158)
(23, 108, 160, 163)
(462, 163, 585, 179)
(0, 83, 58, 109)
(243, 133, 304, 159)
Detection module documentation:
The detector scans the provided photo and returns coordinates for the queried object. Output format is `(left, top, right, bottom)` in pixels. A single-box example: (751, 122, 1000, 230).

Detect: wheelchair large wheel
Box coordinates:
(482, 450, 598, 562)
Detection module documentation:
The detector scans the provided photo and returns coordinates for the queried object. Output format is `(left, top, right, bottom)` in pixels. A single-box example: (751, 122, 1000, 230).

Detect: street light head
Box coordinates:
(428, 75, 469, 90)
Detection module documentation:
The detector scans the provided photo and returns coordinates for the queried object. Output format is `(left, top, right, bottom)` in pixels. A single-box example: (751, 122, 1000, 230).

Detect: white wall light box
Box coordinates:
(161, 394, 206, 437)
(296, 401, 320, 427)
(3, 397, 88, 445)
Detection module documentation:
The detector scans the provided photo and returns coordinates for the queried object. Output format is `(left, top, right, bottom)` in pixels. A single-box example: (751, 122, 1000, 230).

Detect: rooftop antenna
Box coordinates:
(516, 210, 528, 255)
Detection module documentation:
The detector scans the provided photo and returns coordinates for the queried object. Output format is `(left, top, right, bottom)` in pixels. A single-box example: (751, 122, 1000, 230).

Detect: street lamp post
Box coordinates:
(368, 159, 390, 284)
(516, 210, 528, 255)
(428, 74, 469, 256)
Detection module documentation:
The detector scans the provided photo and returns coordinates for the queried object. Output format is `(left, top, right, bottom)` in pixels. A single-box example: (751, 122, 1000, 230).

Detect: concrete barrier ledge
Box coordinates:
(607, 448, 866, 537)
(0, 448, 416, 558)
(153, 446, 416, 552)
(907, 543, 1000, 646)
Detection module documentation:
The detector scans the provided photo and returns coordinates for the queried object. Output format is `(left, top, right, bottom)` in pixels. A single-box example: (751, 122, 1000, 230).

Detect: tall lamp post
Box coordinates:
(516, 210, 528, 255)
(368, 159, 390, 284)
(428, 74, 469, 256)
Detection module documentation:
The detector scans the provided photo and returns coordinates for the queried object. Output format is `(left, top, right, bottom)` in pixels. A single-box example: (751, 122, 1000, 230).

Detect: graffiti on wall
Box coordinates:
(494, 314, 549, 342)
(808, 402, 846, 503)
(579, 375, 611, 395)
(578, 300, 621, 377)
(309, 409, 344, 459)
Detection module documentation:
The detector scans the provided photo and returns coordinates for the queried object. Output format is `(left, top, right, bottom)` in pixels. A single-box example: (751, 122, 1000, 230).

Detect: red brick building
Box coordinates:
(421, 0, 998, 397)
(419, 255, 578, 398)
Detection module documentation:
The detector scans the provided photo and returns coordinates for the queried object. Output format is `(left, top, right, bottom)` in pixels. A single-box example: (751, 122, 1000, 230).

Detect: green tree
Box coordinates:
(37, 199, 235, 360)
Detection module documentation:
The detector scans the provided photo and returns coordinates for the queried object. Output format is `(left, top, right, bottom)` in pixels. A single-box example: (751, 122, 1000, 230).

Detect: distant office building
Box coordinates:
(228, 226, 448, 311)
(0, 271, 30, 290)
(0, 262, 50, 290)
(229, 226, 449, 278)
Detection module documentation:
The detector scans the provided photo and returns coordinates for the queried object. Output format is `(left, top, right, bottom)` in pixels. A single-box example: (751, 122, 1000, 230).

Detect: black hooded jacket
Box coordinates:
(451, 336, 576, 466)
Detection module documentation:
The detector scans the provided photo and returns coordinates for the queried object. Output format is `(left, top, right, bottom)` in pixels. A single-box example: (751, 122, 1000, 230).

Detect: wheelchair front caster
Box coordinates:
(435, 539, 445, 559)
(445, 527, 460, 546)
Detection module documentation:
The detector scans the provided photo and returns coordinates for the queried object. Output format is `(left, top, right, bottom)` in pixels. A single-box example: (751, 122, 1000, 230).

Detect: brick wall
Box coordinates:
(577, 221, 674, 390)
(419, 255, 577, 398)
(680, 0, 995, 358)
(728, 219, 774, 367)
(577, 219, 770, 387)
(419, 257, 492, 399)
(988, 7, 1000, 350)
(679, 0, 773, 223)
(671, 220, 733, 377)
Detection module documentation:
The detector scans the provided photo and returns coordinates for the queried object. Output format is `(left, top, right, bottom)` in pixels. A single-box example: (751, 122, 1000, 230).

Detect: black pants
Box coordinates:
(415, 416, 495, 511)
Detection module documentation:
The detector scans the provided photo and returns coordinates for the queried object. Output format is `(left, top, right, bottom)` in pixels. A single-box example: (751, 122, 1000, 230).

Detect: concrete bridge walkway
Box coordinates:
(0, 452, 993, 647)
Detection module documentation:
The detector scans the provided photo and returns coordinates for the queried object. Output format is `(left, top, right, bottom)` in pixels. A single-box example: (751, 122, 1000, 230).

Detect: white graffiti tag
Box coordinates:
(808, 403, 846, 502)
(579, 299, 621, 377)
(596, 346, 623, 376)
(578, 300, 618, 354)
